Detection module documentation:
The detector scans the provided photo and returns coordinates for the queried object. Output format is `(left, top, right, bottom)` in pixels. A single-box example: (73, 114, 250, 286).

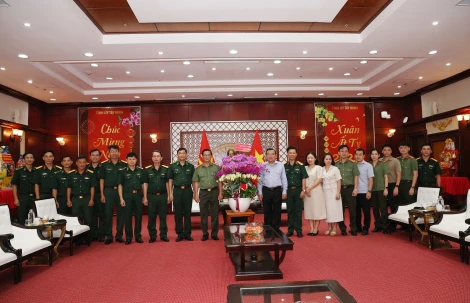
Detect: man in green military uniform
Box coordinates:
(193, 149, 223, 241)
(12, 152, 36, 225)
(284, 146, 308, 238)
(168, 147, 195, 242)
(118, 152, 145, 245)
(337, 145, 360, 236)
(99, 145, 127, 245)
(87, 149, 105, 242)
(66, 156, 96, 237)
(417, 143, 442, 188)
(143, 150, 170, 243)
(52, 155, 74, 215)
(397, 142, 418, 207)
(33, 150, 61, 200)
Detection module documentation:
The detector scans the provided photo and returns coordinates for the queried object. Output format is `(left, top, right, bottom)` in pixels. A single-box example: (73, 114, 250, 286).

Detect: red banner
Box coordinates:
(316, 103, 373, 162)
(79, 107, 141, 163)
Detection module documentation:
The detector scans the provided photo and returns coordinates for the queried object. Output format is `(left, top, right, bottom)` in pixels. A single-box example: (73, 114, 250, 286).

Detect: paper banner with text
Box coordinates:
(315, 103, 374, 162)
(78, 107, 141, 163)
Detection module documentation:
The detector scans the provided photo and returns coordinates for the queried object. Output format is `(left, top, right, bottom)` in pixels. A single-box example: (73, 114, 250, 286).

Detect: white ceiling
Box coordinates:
(0, 0, 469, 104)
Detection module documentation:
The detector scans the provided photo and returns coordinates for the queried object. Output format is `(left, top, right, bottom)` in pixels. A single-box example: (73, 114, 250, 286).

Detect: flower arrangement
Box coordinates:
(118, 109, 141, 127)
(315, 105, 339, 127)
(215, 154, 265, 199)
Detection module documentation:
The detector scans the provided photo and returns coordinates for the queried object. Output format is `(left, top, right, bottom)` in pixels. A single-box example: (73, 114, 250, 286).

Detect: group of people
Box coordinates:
(258, 142, 442, 237)
(11, 140, 441, 243)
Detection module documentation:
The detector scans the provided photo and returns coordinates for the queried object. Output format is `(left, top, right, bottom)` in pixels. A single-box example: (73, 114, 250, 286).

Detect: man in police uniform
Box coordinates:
(168, 147, 195, 242)
(397, 142, 418, 206)
(87, 149, 105, 242)
(284, 146, 308, 238)
(337, 145, 360, 236)
(417, 143, 442, 188)
(12, 152, 36, 224)
(52, 155, 74, 215)
(66, 156, 96, 234)
(33, 150, 61, 200)
(118, 152, 145, 245)
(99, 145, 127, 245)
(193, 149, 223, 241)
(143, 150, 170, 243)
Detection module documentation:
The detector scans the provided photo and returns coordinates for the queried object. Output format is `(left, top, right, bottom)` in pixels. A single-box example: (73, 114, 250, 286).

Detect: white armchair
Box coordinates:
(388, 187, 441, 241)
(0, 204, 52, 282)
(0, 233, 21, 284)
(35, 198, 91, 256)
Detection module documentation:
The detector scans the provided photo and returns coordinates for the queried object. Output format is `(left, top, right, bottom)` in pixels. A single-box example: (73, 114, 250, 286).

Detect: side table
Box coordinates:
(225, 210, 256, 226)
(408, 209, 452, 249)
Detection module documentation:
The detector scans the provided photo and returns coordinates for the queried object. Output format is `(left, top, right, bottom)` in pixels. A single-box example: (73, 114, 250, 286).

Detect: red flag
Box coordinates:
(198, 130, 215, 165)
(250, 129, 265, 163)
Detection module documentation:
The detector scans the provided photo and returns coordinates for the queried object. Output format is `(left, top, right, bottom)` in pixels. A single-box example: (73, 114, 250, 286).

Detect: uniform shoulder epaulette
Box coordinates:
(119, 167, 126, 170)
(162, 165, 168, 168)
(409, 156, 415, 159)
(378, 157, 384, 161)
(54, 170, 61, 174)
(121, 160, 127, 163)
(431, 158, 438, 162)
(87, 169, 93, 173)
(16, 166, 24, 170)
(101, 160, 108, 163)
(145, 165, 152, 169)
(283, 161, 287, 164)
(296, 161, 303, 165)
(70, 169, 76, 173)
(55, 165, 62, 169)
(36, 165, 43, 169)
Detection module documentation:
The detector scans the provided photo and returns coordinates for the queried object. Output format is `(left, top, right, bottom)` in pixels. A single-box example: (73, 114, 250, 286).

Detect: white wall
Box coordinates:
(0, 92, 29, 125)
(421, 77, 470, 118)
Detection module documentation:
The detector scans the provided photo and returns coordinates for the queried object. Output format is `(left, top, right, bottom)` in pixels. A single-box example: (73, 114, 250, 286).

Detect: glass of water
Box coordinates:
(25, 219, 31, 226)
(444, 205, 450, 211)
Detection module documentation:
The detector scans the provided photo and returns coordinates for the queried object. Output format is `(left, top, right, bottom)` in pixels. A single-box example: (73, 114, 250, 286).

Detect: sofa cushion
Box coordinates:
(0, 250, 17, 266)
(10, 238, 50, 257)
(430, 223, 470, 241)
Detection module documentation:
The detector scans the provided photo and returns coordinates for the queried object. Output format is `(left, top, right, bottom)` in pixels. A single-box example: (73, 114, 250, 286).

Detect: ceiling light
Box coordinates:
(274, 93, 278, 96)
(182, 95, 185, 98)
(0, 67, 5, 71)
(212, 67, 216, 71)
(84, 52, 94, 57)
(50, 98, 56, 101)
(24, 23, 31, 27)
(246, 67, 250, 71)
(360, 60, 368, 64)
(403, 117, 409, 123)
(419, 76, 423, 79)
(227, 94, 233, 97)
(398, 85, 401, 88)
(106, 77, 113, 80)
(432, 21, 439, 26)
(187, 74, 194, 78)
(329, 67, 333, 71)
(369, 50, 378, 54)
(50, 91, 53, 94)
(274, 60, 281, 64)
(296, 67, 301, 70)
(27, 80, 32, 84)
(134, 96, 140, 99)
(446, 63, 451, 66)
(92, 97, 98, 100)
(158, 51, 163, 55)
(344, 73, 350, 76)
(357, 93, 363, 96)
(160, 70, 165, 73)
(267, 73, 274, 76)
(229, 50, 238, 55)
(302, 51, 308, 54)
(394, 92, 400, 95)
(318, 93, 324, 96)
(126, 71, 130, 74)
(90, 63, 98, 67)
(183, 61, 190, 65)
(428, 50, 438, 55)
(18, 54, 28, 59)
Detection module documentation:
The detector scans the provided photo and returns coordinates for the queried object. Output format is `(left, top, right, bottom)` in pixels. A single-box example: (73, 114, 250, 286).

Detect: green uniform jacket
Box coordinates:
(192, 163, 220, 189)
(143, 165, 168, 193)
(33, 165, 62, 193)
(167, 161, 195, 186)
(52, 169, 75, 197)
(398, 155, 418, 181)
(86, 163, 102, 192)
(11, 166, 36, 194)
(417, 157, 442, 186)
(336, 159, 360, 186)
(99, 160, 127, 186)
(118, 166, 145, 192)
(284, 161, 308, 187)
(66, 170, 97, 196)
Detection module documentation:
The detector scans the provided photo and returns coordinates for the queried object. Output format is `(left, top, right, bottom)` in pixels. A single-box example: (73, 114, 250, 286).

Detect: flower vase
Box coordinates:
(228, 197, 251, 212)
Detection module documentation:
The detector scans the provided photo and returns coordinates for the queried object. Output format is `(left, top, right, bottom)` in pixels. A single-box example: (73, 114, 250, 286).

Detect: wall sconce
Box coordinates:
(56, 137, 65, 146)
(457, 115, 463, 121)
(387, 129, 396, 138)
(150, 134, 157, 143)
(381, 111, 391, 119)
(465, 115, 470, 121)
(10, 129, 23, 143)
(457, 114, 470, 128)
(300, 131, 307, 140)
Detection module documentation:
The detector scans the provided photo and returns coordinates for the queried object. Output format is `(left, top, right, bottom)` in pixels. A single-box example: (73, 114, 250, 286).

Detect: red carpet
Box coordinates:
(1, 211, 470, 302)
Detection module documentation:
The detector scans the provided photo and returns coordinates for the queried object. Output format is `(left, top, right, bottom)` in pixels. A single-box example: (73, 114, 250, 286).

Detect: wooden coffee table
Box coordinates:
(224, 225, 294, 281)
(225, 209, 256, 226)
(408, 209, 452, 249)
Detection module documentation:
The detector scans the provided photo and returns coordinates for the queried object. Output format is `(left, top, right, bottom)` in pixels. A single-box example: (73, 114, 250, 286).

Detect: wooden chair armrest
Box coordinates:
(465, 218, 470, 225)
(0, 233, 18, 254)
(0, 234, 14, 241)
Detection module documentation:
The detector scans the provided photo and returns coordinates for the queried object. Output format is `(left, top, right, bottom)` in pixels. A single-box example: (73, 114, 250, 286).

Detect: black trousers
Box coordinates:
(387, 182, 397, 214)
(262, 186, 282, 230)
(356, 193, 371, 230)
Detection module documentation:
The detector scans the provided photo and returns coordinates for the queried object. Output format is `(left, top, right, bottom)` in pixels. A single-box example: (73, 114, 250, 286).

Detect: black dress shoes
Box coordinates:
(383, 229, 389, 234)
(185, 236, 193, 241)
(98, 237, 105, 243)
(202, 234, 209, 241)
(350, 231, 358, 236)
(149, 238, 157, 243)
(115, 238, 124, 243)
(211, 236, 219, 241)
(362, 229, 369, 236)
(297, 232, 303, 238)
(161, 237, 170, 242)
(371, 227, 382, 233)
(136, 238, 144, 243)
(341, 230, 347, 236)
(125, 239, 132, 245)
(176, 236, 184, 242)
(307, 231, 319, 236)
(104, 239, 113, 245)
(286, 232, 294, 237)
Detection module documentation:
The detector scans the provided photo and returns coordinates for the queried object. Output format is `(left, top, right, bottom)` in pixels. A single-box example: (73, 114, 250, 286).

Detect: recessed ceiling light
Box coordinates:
(360, 60, 368, 64)
(92, 97, 98, 100)
(84, 52, 94, 57)
(50, 91, 53, 94)
(182, 95, 185, 98)
(126, 71, 130, 74)
(428, 50, 438, 55)
(302, 51, 308, 54)
(357, 93, 363, 96)
(18, 54, 28, 59)
(187, 74, 194, 78)
(50, 98, 56, 101)
(296, 67, 301, 70)
(432, 21, 439, 26)
(328, 67, 334, 71)
(27, 80, 32, 84)
(212, 67, 216, 71)
(369, 50, 378, 54)
(229, 50, 238, 55)
(274, 93, 278, 96)
(90, 63, 98, 67)
(419, 76, 423, 79)
(398, 85, 401, 88)
(0, 67, 5, 71)
(134, 96, 140, 99)
(394, 92, 400, 95)
(446, 63, 451, 66)
(160, 70, 165, 73)
(267, 73, 274, 76)
(318, 93, 324, 96)
(274, 60, 281, 64)
(183, 61, 190, 65)
(24, 23, 31, 27)
(158, 51, 163, 55)
(344, 73, 350, 76)
(106, 77, 113, 80)
(246, 67, 251, 71)
(227, 94, 233, 97)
